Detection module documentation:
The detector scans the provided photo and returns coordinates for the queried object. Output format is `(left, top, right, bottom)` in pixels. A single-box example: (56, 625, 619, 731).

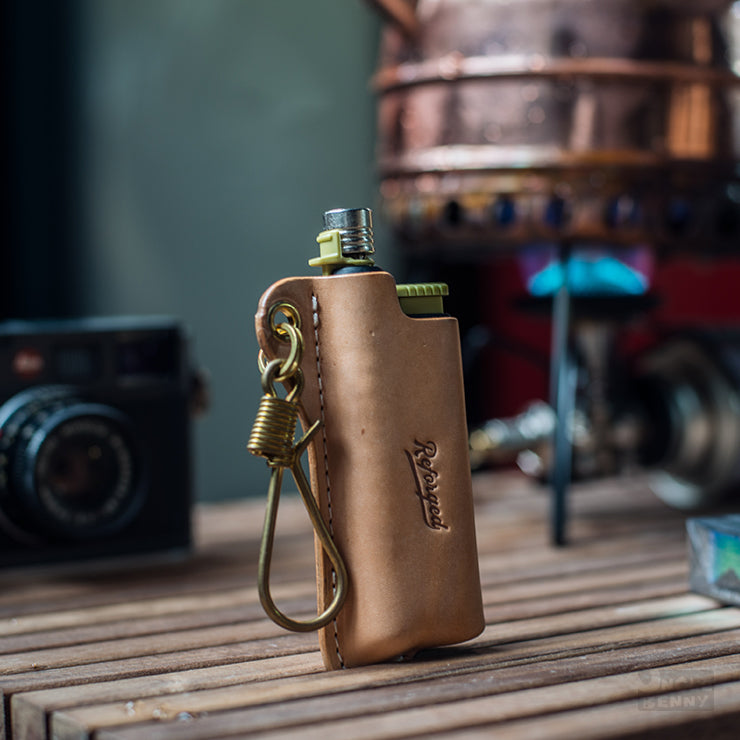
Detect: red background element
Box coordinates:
(476, 256, 740, 420)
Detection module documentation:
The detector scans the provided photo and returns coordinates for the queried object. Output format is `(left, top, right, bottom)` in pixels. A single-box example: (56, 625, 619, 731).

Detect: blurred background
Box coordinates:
(4, 0, 386, 501)
(7, 0, 740, 517)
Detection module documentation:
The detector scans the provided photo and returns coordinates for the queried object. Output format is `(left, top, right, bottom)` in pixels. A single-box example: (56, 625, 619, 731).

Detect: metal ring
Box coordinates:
(258, 321, 303, 383)
(259, 357, 284, 396)
(258, 358, 305, 404)
(268, 301, 302, 341)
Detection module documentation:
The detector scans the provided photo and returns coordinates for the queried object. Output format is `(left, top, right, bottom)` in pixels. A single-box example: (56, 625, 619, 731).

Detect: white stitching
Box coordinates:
(312, 293, 344, 669)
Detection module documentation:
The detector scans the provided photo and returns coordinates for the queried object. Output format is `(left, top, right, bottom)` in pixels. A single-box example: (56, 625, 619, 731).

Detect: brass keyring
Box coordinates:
(260, 355, 304, 402)
(257, 320, 303, 383)
(249, 301, 348, 633)
(268, 301, 302, 339)
(257, 422, 348, 633)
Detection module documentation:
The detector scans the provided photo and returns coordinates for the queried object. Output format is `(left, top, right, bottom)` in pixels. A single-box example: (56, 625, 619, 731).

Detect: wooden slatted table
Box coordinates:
(2, 471, 740, 739)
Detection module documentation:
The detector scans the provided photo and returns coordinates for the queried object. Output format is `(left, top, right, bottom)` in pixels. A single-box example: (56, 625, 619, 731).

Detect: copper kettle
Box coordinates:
(368, 0, 740, 252)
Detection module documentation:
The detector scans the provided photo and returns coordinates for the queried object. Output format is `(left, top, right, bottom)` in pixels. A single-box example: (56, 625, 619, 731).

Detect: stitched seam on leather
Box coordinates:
(312, 293, 344, 669)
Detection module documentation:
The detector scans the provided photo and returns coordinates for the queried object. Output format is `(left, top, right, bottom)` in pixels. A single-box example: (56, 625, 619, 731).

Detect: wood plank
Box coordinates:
(0, 579, 708, 681)
(0, 512, 680, 624)
(482, 560, 687, 604)
(0, 573, 688, 658)
(0, 498, 309, 620)
(68, 656, 740, 740)
(482, 576, 687, 623)
(12, 653, 324, 740)
(3, 589, 718, 735)
(2, 472, 737, 740)
(0, 585, 301, 639)
(1, 635, 317, 738)
(15, 606, 739, 740)
(0, 560, 294, 622)
(0, 633, 314, 697)
(0, 542, 688, 659)
(0, 602, 277, 655)
(476, 531, 683, 581)
(16, 622, 740, 736)
(0, 534, 686, 642)
(0, 620, 309, 677)
(242, 678, 740, 740)
(473, 606, 740, 662)
(451, 682, 740, 740)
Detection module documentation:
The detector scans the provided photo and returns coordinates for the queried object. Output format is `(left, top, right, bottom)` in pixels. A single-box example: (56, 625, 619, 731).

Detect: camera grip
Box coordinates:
(255, 270, 484, 669)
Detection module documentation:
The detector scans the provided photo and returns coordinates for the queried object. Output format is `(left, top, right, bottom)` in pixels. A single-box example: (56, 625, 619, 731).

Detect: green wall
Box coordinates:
(77, 1, 385, 500)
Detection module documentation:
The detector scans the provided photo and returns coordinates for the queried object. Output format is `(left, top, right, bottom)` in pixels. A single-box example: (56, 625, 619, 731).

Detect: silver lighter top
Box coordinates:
(322, 208, 374, 258)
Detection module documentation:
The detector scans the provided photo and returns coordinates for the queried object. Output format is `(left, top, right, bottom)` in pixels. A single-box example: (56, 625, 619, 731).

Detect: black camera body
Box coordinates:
(0, 316, 193, 568)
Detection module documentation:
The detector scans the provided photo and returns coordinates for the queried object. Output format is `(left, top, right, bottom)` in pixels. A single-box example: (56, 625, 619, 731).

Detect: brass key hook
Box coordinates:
(248, 308, 348, 632)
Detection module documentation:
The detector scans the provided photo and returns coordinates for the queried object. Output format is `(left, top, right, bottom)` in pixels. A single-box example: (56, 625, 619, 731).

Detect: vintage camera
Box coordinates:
(0, 316, 194, 568)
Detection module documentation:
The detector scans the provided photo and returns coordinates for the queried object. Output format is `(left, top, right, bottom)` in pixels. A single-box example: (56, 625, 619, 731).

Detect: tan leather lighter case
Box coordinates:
(255, 270, 484, 669)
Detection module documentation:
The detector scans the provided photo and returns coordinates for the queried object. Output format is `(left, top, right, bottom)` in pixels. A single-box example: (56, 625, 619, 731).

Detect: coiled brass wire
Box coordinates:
(247, 394, 299, 469)
(249, 303, 348, 633)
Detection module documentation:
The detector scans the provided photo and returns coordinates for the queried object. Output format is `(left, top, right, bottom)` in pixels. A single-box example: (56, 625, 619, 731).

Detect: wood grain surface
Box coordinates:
(2, 472, 739, 739)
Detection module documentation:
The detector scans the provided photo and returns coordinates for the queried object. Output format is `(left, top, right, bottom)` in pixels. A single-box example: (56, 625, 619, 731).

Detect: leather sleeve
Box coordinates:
(256, 270, 484, 669)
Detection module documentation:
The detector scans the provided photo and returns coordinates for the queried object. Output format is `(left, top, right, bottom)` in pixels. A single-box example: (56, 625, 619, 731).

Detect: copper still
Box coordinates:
(371, 0, 740, 253)
(368, 0, 740, 544)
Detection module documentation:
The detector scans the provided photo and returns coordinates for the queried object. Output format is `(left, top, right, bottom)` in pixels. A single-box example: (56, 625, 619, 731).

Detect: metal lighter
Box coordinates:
(248, 207, 484, 669)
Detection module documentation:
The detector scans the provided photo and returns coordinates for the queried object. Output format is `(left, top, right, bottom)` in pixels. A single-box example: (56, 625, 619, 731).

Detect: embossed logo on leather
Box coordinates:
(406, 439, 448, 531)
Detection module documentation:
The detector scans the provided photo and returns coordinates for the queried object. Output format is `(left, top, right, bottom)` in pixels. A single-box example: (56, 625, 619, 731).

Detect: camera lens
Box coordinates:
(33, 415, 136, 530)
(0, 387, 144, 540)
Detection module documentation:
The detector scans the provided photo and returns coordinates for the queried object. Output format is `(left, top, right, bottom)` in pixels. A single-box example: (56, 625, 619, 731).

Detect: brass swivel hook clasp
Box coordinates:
(248, 305, 348, 632)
